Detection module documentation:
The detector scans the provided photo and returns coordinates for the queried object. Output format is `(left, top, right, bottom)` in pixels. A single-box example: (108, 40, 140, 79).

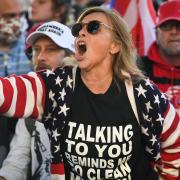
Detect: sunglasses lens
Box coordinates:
(160, 21, 180, 31)
(71, 23, 82, 37)
(71, 21, 101, 37)
(87, 21, 100, 34)
(176, 23, 180, 30)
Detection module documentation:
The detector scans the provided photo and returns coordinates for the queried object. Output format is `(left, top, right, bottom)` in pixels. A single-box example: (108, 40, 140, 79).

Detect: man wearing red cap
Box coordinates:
(139, 1, 180, 178)
(139, 0, 180, 116)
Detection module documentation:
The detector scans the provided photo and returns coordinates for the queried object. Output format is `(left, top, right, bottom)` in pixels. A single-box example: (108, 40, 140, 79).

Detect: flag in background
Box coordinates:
(110, 0, 156, 56)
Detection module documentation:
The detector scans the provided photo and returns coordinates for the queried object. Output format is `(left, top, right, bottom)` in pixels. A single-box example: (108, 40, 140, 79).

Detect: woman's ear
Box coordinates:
(110, 41, 121, 54)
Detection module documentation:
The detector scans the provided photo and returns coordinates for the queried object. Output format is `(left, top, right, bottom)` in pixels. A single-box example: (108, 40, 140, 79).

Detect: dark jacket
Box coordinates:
(138, 42, 180, 112)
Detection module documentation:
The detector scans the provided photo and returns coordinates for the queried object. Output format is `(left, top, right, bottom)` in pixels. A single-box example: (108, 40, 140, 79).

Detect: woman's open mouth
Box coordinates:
(77, 41, 87, 55)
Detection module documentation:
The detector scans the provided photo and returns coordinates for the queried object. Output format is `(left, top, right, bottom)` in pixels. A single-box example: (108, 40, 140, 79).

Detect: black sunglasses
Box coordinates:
(159, 21, 180, 31)
(71, 20, 114, 37)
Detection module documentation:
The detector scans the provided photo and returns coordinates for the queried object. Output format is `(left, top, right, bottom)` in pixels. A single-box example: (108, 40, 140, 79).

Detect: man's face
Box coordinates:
(29, 0, 55, 22)
(0, 0, 23, 20)
(156, 20, 180, 57)
(0, 0, 24, 44)
(32, 36, 66, 70)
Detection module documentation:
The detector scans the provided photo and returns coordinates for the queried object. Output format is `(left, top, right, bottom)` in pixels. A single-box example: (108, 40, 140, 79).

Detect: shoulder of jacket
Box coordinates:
(134, 79, 168, 111)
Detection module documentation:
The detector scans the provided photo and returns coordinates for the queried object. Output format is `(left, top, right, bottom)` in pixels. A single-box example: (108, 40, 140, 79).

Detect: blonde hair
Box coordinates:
(62, 56, 77, 67)
(77, 7, 144, 81)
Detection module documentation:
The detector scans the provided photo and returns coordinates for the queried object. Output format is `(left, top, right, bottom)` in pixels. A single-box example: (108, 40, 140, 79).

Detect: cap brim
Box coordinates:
(26, 32, 54, 46)
(156, 17, 180, 27)
(26, 26, 75, 53)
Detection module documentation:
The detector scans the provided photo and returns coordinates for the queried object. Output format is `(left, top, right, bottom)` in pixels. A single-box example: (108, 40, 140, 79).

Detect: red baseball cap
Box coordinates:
(156, 0, 180, 27)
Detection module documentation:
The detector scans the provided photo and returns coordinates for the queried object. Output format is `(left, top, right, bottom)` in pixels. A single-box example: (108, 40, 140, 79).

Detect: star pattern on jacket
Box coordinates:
(0, 65, 178, 178)
(40, 67, 74, 163)
(134, 79, 168, 161)
(38, 67, 170, 168)
(156, 113, 164, 126)
(52, 129, 60, 142)
(45, 69, 55, 77)
(145, 78, 154, 90)
(55, 76, 63, 87)
(135, 84, 147, 97)
(49, 90, 55, 101)
(58, 103, 70, 116)
(59, 88, 66, 101)
(66, 75, 73, 88)
(154, 95, 160, 106)
(145, 101, 153, 112)
(54, 144, 61, 153)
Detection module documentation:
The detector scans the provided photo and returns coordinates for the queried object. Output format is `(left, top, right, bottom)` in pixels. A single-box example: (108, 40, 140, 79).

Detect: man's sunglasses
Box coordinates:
(159, 21, 180, 31)
(71, 20, 114, 37)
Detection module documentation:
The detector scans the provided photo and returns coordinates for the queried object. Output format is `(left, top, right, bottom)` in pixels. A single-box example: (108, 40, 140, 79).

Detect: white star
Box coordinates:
(53, 117, 57, 126)
(44, 113, 52, 121)
(49, 90, 55, 101)
(58, 103, 70, 116)
(143, 113, 152, 122)
(52, 100, 57, 110)
(66, 75, 73, 89)
(135, 84, 147, 98)
(154, 95, 160, 106)
(59, 88, 66, 101)
(145, 79, 154, 89)
(141, 126, 149, 136)
(156, 113, 164, 125)
(150, 122, 154, 128)
(44, 69, 54, 77)
(54, 144, 60, 153)
(154, 153, 161, 161)
(161, 93, 167, 102)
(145, 101, 153, 113)
(52, 129, 60, 141)
(150, 134, 157, 145)
(146, 146, 153, 155)
(55, 76, 63, 87)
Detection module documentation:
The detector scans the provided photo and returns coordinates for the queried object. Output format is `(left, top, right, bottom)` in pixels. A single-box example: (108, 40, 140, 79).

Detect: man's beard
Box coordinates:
(0, 17, 22, 45)
(0, 34, 19, 45)
(34, 62, 51, 71)
(159, 45, 180, 57)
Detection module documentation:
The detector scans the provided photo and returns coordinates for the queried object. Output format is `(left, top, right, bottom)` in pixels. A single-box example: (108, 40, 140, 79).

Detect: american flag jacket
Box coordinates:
(0, 66, 179, 179)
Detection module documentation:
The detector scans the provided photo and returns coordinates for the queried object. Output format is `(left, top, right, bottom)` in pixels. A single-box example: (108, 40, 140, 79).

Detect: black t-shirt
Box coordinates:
(62, 71, 157, 180)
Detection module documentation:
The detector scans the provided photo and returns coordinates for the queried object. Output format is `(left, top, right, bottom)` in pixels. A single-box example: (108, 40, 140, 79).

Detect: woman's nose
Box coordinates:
(78, 25, 87, 37)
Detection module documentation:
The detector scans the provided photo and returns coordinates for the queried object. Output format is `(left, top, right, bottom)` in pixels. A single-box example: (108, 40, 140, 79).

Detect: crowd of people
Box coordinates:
(0, 0, 179, 180)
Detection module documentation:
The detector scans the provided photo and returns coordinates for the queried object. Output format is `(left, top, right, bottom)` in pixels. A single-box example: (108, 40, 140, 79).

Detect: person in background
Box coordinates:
(28, 0, 69, 28)
(0, 0, 32, 76)
(138, 0, 180, 118)
(0, 21, 75, 180)
(26, 21, 75, 70)
(68, 0, 91, 25)
(0, 6, 179, 179)
(0, 0, 32, 168)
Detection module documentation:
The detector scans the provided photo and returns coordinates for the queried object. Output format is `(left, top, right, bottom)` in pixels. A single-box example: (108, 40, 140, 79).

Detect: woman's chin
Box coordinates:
(78, 62, 88, 70)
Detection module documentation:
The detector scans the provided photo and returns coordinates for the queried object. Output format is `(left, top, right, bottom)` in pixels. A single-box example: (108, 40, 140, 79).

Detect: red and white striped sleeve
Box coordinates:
(158, 104, 180, 179)
(0, 71, 46, 119)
